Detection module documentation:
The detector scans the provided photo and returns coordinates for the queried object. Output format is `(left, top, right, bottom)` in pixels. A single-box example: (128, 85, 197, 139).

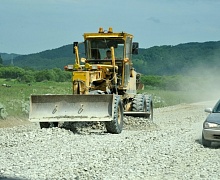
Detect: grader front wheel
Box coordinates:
(105, 95, 123, 134)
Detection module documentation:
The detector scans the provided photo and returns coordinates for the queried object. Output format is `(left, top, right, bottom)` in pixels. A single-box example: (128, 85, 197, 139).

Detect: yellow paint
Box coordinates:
(84, 27, 133, 41)
(73, 71, 90, 87)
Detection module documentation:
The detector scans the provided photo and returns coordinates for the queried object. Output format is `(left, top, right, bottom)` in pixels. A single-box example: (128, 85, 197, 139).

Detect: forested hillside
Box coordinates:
(2, 41, 220, 75)
(135, 41, 220, 75)
(3, 45, 74, 70)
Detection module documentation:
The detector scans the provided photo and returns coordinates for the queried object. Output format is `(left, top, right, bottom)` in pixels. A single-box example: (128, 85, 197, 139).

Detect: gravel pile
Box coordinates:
(1, 101, 220, 180)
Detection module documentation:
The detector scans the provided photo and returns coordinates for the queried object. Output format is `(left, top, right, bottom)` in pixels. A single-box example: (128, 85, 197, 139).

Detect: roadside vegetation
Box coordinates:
(0, 78, 72, 119)
(0, 65, 71, 83)
(0, 65, 218, 119)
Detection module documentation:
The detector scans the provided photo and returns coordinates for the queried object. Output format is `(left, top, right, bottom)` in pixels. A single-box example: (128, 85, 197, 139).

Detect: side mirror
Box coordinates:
(204, 108, 212, 113)
(132, 42, 139, 54)
(73, 42, 78, 54)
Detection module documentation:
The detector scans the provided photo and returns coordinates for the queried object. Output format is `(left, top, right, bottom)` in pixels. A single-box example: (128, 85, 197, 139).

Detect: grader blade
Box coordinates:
(29, 94, 114, 122)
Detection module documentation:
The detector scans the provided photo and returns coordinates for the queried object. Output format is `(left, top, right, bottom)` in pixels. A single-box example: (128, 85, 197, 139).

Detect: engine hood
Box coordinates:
(206, 113, 220, 124)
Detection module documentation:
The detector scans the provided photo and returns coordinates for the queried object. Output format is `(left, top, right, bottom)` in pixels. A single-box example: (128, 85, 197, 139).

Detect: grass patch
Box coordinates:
(0, 79, 72, 119)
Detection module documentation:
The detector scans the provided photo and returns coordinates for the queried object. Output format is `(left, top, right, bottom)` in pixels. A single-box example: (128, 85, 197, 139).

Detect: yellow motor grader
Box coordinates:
(29, 27, 153, 134)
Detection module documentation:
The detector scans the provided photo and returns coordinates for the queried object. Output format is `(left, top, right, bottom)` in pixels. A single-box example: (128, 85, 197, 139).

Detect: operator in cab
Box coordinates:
(105, 50, 111, 59)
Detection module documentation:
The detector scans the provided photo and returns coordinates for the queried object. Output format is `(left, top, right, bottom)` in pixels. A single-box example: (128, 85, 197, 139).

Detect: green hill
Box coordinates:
(3, 45, 75, 69)
(2, 41, 220, 75)
(135, 41, 220, 75)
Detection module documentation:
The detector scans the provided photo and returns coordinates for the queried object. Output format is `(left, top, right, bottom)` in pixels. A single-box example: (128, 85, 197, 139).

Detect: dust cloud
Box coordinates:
(178, 64, 220, 103)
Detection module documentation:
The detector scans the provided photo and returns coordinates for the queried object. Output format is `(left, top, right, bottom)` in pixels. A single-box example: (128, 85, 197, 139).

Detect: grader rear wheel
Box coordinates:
(145, 95, 153, 120)
(105, 95, 123, 134)
(131, 94, 153, 119)
(131, 94, 146, 112)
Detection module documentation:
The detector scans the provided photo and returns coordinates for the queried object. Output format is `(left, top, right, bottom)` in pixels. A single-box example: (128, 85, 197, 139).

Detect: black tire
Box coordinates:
(202, 133, 211, 147)
(131, 94, 153, 119)
(131, 94, 146, 112)
(53, 122, 59, 127)
(145, 95, 153, 120)
(105, 95, 123, 134)
(39, 122, 58, 129)
(39, 122, 50, 128)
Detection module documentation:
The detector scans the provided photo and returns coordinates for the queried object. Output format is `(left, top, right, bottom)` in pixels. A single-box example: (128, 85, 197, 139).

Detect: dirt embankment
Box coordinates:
(0, 117, 31, 128)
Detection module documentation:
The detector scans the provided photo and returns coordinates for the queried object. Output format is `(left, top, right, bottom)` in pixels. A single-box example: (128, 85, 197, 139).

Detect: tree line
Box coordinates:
(0, 65, 71, 83)
(0, 64, 215, 91)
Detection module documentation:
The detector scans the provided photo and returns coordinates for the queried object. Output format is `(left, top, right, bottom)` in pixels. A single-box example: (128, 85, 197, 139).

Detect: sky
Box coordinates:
(0, 0, 220, 54)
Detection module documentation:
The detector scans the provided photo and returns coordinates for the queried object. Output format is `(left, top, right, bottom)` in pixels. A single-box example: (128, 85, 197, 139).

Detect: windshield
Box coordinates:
(85, 38, 124, 60)
(213, 100, 220, 113)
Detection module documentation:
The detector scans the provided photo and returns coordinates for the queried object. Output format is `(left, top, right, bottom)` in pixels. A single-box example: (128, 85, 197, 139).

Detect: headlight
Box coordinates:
(204, 122, 219, 128)
(73, 64, 80, 69)
(85, 63, 90, 69)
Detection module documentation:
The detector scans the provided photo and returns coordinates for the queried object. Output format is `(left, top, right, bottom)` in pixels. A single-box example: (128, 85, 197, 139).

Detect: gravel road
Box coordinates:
(1, 100, 220, 180)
